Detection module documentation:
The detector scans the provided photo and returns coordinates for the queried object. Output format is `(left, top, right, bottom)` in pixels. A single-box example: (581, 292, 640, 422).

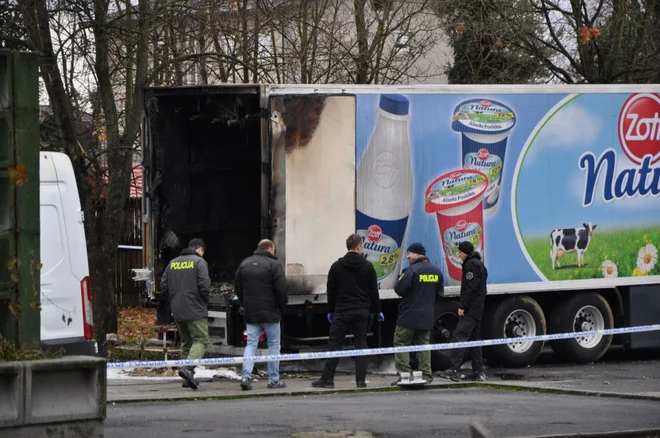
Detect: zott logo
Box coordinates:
(480, 100, 492, 108)
(456, 220, 467, 232)
(619, 93, 660, 165)
(477, 148, 489, 160)
(367, 225, 382, 243)
(579, 93, 660, 206)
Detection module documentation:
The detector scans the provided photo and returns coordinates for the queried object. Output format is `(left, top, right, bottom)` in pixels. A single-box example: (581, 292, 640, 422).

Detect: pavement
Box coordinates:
(106, 349, 660, 403)
(106, 350, 660, 437)
(105, 388, 660, 438)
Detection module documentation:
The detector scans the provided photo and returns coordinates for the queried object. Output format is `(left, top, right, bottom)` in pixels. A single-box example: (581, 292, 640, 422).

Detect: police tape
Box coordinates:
(107, 323, 660, 369)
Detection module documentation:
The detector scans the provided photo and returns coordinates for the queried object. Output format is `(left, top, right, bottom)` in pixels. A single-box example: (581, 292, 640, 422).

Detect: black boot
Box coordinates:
(178, 366, 199, 390)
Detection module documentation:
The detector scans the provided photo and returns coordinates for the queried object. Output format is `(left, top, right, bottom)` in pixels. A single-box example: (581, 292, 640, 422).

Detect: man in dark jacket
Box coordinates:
(392, 242, 444, 384)
(437, 241, 487, 382)
(312, 233, 383, 389)
(161, 238, 211, 390)
(235, 239, 288, 390)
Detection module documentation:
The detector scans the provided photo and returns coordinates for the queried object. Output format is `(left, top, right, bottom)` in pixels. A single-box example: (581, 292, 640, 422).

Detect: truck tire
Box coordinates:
(549, 292, 613, 364)
(431, 299, 461, 371)
(484, 296, 546, 368)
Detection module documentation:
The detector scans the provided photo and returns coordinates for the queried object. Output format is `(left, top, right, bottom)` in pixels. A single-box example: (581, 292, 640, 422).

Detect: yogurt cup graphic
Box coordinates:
(425, 169, 488, 286)
(452, 99, 516, 217)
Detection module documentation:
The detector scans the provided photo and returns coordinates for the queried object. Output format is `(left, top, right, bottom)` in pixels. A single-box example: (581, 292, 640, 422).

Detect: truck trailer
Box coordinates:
(133, 84, 660, 369)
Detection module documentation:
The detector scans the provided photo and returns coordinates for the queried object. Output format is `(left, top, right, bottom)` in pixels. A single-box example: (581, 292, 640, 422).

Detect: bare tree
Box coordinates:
(438, 0, 660, 84)
(436, 0, 548, 84)
(20, 0, 151, 345)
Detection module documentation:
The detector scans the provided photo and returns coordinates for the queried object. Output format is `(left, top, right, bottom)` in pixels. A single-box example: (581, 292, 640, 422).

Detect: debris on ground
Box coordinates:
(129, 368, 179, 378)
(210, 282, 234, 297)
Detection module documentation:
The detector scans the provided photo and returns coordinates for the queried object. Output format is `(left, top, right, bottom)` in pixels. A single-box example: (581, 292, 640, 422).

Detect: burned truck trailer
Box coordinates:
(135, 84, 660, 370)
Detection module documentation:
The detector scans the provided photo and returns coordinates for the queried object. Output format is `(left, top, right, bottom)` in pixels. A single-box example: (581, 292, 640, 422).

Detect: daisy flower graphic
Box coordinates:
(636, 243, 658, 274)
(601, 260, 618, 278)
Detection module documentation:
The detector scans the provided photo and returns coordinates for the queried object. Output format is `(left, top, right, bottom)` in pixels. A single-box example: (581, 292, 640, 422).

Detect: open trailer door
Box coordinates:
(267, 92, 357, 295)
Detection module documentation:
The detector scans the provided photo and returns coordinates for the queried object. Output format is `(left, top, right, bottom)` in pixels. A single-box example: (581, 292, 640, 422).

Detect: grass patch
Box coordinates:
(524, 227, 660, 281)
(0, 336, 63, 362)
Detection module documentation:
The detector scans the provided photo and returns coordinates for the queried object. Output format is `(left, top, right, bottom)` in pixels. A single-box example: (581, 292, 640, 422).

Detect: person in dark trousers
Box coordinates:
(437, 241, 487, 382)
(160, 238, 211, 390)
(392, 242, 444, 385)
(235, 239, 289, 390)
(312, 233, 383, 389)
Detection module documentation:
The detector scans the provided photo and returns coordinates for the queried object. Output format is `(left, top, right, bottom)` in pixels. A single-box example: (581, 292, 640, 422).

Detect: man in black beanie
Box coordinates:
(392, 242, 444, 385)
(437, 240, 487, 382)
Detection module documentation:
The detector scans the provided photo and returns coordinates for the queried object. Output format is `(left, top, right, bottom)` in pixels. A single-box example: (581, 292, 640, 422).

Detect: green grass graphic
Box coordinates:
(523, 227, 660, 280)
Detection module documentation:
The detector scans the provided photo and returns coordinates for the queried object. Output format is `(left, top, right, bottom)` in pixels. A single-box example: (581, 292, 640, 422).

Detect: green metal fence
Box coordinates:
(0, 50, 40, 348)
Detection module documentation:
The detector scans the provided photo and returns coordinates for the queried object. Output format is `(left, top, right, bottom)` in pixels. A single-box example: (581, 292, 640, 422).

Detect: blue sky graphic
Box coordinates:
(515, 93, 659, 239)
(355, 93, 660, 284)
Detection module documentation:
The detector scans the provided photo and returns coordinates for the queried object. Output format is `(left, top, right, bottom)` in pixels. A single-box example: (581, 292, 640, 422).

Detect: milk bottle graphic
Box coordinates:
(357, 94, 413, 290)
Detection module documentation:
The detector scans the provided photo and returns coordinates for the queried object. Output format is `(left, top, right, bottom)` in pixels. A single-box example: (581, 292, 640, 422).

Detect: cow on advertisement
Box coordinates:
(550, 223, 597, 270)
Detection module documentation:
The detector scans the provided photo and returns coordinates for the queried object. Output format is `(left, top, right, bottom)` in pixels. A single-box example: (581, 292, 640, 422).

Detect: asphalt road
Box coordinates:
(105, 387, 660, 438)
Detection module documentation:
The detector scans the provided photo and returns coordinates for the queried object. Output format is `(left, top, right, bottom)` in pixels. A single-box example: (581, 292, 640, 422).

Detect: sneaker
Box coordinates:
(268, 381, 286, 389)
(178, 368, 199, 390)
(311, 378, 334, 388)
(436, 369, 461, 382)
(457, 370, 486, 381)
(391, 380, 402, 386)
(458, 370, 477, 381)
(240, 377, 252, 391)
(356, 381, 367, 388)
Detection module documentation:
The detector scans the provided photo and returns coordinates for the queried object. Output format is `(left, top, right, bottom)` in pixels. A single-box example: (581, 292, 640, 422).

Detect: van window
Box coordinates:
(40, 203, 65, 275)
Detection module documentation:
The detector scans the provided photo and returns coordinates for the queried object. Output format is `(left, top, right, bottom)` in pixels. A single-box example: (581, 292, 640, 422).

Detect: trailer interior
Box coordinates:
(144, 87, 267, 295)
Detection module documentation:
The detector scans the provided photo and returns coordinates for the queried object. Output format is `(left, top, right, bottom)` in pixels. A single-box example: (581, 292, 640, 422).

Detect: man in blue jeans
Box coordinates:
(235, 239, 289, 390)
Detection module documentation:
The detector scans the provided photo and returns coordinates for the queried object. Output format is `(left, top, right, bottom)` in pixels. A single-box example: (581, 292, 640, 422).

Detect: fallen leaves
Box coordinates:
(8, 164, 27, 187)
(7, 258, 19, 283)
(9, 301, 22, 318)
(117, 306, 158, 346)
(129, 367, 179, 377)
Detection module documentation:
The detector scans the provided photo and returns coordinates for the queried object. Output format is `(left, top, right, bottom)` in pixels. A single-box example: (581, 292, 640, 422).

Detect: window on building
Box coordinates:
(258, 34, 272, 60)
(394, 31, 410, 52)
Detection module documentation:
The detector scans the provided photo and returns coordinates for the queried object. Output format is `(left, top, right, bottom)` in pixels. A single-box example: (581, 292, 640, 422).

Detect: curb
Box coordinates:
(513, 428, 660, 438)
(107, 380, 660, 404)
(478, 382, 660, 402)
(108, 381, 474, 404)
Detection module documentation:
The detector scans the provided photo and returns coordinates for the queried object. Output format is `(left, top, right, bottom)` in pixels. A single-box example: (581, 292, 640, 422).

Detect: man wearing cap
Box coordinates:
(392, 242, 444, 385)
(437, 241, 487, 382)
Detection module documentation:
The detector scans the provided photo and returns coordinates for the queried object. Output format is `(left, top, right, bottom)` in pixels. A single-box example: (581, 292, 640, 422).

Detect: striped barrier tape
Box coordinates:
(107, 323, 660, 369)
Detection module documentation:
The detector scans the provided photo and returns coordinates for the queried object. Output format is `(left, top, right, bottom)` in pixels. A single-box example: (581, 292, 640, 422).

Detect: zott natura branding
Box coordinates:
(356, 216, 405, 283)
(425, 169, 488, 285)
(579, 93, 660, 206)
(452, 99, 516, 133)
(464, 148, 503, 193)
(443, 220, 483, 269)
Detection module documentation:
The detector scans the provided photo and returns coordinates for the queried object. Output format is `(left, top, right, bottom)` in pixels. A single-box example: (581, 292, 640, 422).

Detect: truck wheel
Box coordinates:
(484, 296, 546, 368)
(549, 292, 613, 364)
(431, 300, 461, 371)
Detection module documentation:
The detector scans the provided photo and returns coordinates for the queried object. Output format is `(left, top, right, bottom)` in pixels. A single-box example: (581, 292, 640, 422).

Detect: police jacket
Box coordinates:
(327, 252, 381, 314)
(235, 249, 289, 324)
(394, 256, 444, 330)
(161, 248, 211, 323)
(460, 252, 488, 320)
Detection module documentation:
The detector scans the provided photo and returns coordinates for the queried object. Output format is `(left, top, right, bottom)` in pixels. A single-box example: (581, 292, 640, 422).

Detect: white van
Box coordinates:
(39, 152, 97, 355)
